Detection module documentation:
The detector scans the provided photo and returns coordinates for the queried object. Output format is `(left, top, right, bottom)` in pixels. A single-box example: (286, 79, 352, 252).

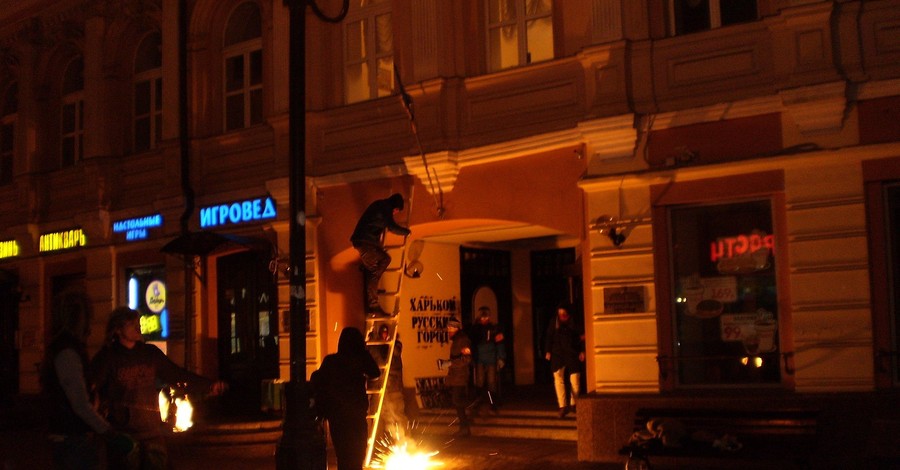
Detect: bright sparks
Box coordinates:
(372, 442, 441, 470)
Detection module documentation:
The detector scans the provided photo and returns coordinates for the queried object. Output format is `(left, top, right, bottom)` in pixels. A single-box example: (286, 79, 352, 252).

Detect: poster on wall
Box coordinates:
(407, 295, 458, 409)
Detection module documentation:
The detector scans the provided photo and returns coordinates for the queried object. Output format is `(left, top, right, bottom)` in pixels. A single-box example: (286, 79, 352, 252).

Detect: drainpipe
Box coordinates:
(178, 0, 196, 371)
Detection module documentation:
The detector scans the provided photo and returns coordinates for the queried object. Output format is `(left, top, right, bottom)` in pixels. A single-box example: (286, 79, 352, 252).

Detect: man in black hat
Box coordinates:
(350, 193, 411, 317)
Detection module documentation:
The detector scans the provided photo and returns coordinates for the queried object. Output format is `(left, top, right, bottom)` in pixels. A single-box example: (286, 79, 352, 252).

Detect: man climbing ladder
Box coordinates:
(351, 193, 411, 317)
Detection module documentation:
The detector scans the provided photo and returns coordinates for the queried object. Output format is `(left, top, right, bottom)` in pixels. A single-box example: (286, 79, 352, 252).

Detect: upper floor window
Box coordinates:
(1, 82, 16, 185)
(134, 32, 163, 153)
(670, 0, 758, 35)
(61, 58, 84, 168)
(486, 0, 554, 72)
(223, 2, 263, 132)
(343, 0, 393, 104)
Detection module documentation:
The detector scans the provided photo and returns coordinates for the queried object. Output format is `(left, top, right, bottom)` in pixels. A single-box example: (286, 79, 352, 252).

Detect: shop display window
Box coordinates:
(668, 199, 780, 386)
(126, 265, 168, 341)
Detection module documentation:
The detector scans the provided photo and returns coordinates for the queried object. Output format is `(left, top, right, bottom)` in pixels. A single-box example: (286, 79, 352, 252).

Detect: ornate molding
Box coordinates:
(403, 151, 459, 196)
(577, 114, 636, 163)
(779, 81, 848, 135)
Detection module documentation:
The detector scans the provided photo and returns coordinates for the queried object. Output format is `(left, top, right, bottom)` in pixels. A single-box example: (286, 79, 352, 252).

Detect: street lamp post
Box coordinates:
(276, 1, 347, 469)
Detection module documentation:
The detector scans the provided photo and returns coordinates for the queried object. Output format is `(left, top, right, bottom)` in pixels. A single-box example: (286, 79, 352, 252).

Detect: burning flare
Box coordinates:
(159, 387, 194, 432)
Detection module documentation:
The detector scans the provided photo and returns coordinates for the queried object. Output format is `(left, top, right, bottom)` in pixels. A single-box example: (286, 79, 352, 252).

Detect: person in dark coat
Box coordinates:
(40, 291, 133, 470)
(543, 303, 585, 418)
(469, 306, 506, 413)
(312, 327, 381, 470)
(350, 193, 411, 316)
(89, 307, 226, 469)
(444, 317, 472, 437)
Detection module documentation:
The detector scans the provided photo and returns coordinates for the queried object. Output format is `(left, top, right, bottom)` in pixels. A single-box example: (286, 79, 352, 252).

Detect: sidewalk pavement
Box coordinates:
(3, 401, 619, 470)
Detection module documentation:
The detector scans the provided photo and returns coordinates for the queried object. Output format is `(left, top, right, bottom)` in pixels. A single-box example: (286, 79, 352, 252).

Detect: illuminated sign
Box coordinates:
(39, 228, 86, 252)
(711, 230, 773, 273)
(113, 214, 163, 241)
(0, 240, 19, 259)
(141, 314, 161, 335)
(199, 196, 276, 228)
(146, 280, 166, 314)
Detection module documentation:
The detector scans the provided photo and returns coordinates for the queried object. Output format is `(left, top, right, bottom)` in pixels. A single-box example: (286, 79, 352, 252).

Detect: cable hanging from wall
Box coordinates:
(394, 66, 445, 219)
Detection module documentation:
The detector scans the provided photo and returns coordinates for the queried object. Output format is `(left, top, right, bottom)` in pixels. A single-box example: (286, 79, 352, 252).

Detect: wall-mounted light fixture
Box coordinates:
(593, 214, 627, 247)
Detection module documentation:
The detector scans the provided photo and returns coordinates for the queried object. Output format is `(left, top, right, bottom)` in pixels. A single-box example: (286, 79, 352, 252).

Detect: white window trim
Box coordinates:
(133, 69, 162, 152)
(485, 0, 554, 72)
(61, 91, 84, 168)
(342, 1, 392, 104)
(223, 38, 263, 131)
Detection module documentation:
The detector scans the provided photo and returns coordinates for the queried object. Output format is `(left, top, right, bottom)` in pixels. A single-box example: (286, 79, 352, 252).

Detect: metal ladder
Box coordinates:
(363, 190, 413, 467)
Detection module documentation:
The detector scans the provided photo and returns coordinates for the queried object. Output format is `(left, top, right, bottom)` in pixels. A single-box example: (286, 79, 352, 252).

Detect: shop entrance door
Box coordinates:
(217, 251, 278, 417)
(460, 247, 514, 389)
(0, 272, 19, 407)
(531, 248, 583, 386)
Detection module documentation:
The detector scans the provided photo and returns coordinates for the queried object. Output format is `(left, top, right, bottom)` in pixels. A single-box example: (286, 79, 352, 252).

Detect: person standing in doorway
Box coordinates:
(89, 307, 227, 469)
(350, 193, 411, 317)
(312, 327, 380, 470)
(444, 317, 473, 437)
(544, 303, 585, 418)
(469, 306, 506, 414)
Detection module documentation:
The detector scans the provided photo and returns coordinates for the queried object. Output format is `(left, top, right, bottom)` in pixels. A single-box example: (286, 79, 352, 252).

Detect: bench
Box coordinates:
(618, 407, 820, 469)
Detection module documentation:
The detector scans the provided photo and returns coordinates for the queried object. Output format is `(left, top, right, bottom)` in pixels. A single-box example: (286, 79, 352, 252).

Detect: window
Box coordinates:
(886, 185, 900, 384)
(61, 59, 84, 168)
(667, 200, 780, 386)
(343, 0, 393, 104)
(134, 33, 162, 153)
(486, 0, 554, 72)
(223, 2, 263, 132)
(126, 265, 168, 341)
(0, 83, 16, 185)
(669, 0, 758, 35)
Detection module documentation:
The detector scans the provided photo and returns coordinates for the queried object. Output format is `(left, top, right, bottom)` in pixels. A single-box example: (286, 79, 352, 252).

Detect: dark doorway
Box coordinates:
(216, 251, 278, 417)
(531, 248, 583, 386)
(0, 271, 20, 407)
(460, 247, 514, 391)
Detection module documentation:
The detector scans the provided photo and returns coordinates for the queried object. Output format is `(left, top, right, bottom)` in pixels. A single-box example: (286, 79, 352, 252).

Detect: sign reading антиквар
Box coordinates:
(199, 196, 276, 228)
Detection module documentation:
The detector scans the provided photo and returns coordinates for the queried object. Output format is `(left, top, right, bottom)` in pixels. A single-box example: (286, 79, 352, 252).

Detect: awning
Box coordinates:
(161, 231, 271, 257)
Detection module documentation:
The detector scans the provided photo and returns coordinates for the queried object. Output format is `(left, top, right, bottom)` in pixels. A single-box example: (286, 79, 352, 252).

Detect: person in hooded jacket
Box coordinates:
(89, 307, 226, 469)
(312, 327, 381, 470)
(350, 193, 411, 316)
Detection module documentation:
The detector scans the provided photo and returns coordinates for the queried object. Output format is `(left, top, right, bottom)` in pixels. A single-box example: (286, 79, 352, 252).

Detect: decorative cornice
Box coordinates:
(779, 81, 848, 135)
(577, 114, 637, 163)
(403, 151, 459, 196)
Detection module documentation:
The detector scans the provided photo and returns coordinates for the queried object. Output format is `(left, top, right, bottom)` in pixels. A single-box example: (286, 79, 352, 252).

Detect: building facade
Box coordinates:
(1, 0, 899, 463)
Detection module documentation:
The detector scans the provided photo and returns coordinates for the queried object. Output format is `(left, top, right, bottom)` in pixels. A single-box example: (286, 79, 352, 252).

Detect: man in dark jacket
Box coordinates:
(544, 303, 585, 418)
(90, 307, 226, 469)
(469, 306, 506, 413)
(444, 317, 472, 437)
(350, 193, 411, 317)
(312, 327, 380, 470)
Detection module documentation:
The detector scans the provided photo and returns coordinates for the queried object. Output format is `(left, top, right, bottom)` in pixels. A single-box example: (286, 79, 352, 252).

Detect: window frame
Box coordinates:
(864, 157, 900, 389)
(222, 3, 263, 132)
(485, 0, 555, 73)
(667, 0, 759, 36)
(342, 0, 393, 104)
(651, 170, 792, 391)
(0, 82, 16, 185)
(133, 33, 163, 153)
(60, 59, 84, 169)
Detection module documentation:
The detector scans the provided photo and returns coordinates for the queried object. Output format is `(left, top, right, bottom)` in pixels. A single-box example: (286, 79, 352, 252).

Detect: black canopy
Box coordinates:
(161, 231, 271, 257)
